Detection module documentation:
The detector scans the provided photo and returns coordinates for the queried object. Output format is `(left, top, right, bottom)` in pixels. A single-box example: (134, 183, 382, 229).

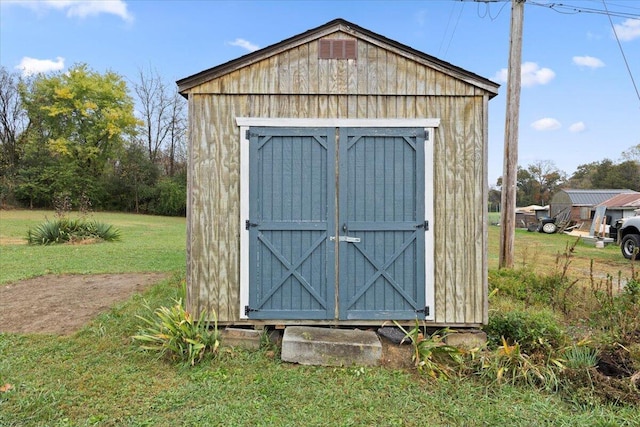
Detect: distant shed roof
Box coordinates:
(559, 189, 635, 206)
(597, 192, 640, 208)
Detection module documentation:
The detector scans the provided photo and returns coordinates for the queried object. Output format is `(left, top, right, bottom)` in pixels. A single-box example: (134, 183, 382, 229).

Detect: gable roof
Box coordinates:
(597, 192, 640, 208)
(559, 189, 635, 206)
(176, 18, 500, 97)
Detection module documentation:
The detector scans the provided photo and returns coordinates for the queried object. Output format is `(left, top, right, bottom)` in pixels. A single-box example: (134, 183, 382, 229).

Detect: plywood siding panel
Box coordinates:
(432, 100, 447, 324)
(186, 38, 481, 99)
(279, 50, 291, 93)
(268, 56, 278, 93)
(463, 98, 476, 323)
(481, 95, 490, 325)
(298, 44, 310, 94)
(386, 51, 397, 94)
(443, 98, 457, 323)
(357, 43, 368, 94)
(308, 41, 319, 94)
(318, 54, 330, 94)
(405, 95, 416, 119)
(366, 43, 378, 94)
(398, 56, 409, 95)
(416, 65, 426, 96)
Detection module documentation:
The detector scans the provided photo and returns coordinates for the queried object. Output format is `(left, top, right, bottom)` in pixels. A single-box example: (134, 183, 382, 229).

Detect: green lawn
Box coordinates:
(0, 210, 637, 426)
(0, 210, 186, 284)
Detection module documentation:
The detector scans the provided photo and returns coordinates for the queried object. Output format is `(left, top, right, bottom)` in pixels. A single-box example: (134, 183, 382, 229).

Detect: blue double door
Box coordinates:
(247, 127, 426, 320)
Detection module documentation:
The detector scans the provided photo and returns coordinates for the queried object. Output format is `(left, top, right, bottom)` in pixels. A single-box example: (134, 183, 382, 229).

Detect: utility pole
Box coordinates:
(499, 0, 525, 269)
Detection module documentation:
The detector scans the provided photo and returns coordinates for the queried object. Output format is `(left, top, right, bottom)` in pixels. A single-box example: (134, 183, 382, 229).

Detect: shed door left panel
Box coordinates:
(247, 127, 336, 319)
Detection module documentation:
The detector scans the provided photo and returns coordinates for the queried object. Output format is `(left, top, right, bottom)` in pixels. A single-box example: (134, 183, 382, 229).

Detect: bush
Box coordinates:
(484, 308, 566, 354)
(149, 177, 186, 216)
(132, 299, 220, 366)
(590, 278, 640, 344)
(26, 218, 120, 245)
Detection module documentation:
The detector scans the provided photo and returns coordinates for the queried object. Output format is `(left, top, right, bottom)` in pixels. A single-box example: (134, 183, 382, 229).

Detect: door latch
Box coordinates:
(329, 235, 361, 243)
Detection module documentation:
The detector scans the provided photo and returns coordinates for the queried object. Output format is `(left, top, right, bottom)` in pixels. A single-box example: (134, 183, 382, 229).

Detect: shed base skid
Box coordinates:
(214, 320, 484, 329)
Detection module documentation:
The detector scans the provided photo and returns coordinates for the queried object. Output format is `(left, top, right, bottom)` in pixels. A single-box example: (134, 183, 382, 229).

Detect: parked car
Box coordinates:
(614, 216, 640, 259)
(526, 216, 558, 234)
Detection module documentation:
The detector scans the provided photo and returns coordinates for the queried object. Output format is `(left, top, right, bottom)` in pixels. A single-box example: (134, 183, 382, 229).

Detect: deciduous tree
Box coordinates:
(19, 64, 139, 206)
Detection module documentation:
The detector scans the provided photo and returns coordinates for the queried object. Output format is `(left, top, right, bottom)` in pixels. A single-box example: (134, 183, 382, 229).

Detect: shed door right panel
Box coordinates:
(339, 128, 426, 320)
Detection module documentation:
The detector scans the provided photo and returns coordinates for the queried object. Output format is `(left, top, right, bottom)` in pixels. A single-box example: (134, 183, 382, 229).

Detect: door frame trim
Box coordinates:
(239, 118, 439, 320)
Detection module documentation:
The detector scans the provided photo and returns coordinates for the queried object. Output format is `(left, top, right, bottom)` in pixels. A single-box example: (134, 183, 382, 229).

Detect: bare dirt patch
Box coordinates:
(0, 273, 167, 335)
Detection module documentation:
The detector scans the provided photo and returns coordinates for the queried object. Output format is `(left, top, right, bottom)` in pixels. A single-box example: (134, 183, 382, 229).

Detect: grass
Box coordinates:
(487, 225, 631, 290)
(1, 210, 638, 426)
(0, 210, 185, 284)
(1, 280, 637, 426)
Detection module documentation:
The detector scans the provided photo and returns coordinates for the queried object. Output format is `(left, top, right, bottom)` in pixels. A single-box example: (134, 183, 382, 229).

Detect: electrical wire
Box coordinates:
(526, 1, 640, 19)
(602, 0, 640, 106)
(443, 2, 466, 57)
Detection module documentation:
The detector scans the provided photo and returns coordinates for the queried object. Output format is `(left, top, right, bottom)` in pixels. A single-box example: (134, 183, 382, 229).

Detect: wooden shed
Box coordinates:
(177, 19, 499, 328)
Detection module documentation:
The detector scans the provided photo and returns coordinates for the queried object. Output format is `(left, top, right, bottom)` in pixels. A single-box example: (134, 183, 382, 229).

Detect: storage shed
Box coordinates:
(550, 189, 635, 223)
(177, 19, 499, 327)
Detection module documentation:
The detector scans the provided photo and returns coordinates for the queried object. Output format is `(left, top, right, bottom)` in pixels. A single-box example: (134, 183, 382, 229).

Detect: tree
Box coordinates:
(568, 158, 640, 191)
(515, 160, 565, 206)
(19, 64, 139, 206)
(0, 67, 28, 205)
(132, 67, 187, 175)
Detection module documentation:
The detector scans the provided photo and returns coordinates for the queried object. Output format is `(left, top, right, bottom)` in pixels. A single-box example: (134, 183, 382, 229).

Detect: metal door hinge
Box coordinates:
(245, 306, 259, 316)
(415, 220, 429, 231)
(416, 306, 430, 316)
(245, 220, 258, 230)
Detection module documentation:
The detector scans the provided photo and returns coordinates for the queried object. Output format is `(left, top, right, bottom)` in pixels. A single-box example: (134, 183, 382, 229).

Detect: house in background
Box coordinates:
(177, 19, 499, 328)
(550, 189, 635, 226)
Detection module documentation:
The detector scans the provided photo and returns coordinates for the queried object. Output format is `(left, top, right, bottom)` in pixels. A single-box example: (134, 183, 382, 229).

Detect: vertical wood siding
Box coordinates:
(186, 33, 490, 325)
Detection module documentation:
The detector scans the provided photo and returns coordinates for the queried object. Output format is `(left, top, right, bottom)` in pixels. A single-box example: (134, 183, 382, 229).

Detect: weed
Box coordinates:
(394, 321, 464, 379)
(562, 341, 598, 370)
(589, 275, 640, 344)
(132, 299, 220, 366)
(484, 308, 566, 354)
(471, 337, 563, 390)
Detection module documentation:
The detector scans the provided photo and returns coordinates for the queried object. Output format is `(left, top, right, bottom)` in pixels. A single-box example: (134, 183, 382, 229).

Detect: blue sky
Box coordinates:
(1, 0, 639, 186)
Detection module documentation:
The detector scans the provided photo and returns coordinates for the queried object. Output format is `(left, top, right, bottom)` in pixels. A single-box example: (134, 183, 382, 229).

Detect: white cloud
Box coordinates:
(569, 122, 586, 133)
(228, 38, 259, 52)
(614, 19, 640, 42)
(5, 0, 133, 22)
(531, 118, 561, 131)
(521, 62, 555, 87)
(16, 56, 65, 76)
(493, 62, 555, 87)
(572, 55, 605, 69)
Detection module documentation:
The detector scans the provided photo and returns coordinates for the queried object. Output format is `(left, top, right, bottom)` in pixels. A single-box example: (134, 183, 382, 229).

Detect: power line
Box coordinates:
(602, 0, 640, 106)
(460, 0, 640, 19)
(525, 1, 640, 19)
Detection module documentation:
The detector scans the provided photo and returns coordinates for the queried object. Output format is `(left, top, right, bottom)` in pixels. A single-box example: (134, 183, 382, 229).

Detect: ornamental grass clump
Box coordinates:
(26, 218, 120, 245)
(394, 321, 464, 379)
(132, 299, 220, 366)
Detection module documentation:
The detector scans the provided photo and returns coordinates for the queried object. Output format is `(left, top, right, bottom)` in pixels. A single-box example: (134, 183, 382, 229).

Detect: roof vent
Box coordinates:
(318, 39, 357, 60)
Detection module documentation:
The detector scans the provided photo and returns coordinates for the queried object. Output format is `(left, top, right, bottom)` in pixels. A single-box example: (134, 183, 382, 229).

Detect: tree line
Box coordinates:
(489, 153, 640, 210)
(0, 64, 187, 216)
